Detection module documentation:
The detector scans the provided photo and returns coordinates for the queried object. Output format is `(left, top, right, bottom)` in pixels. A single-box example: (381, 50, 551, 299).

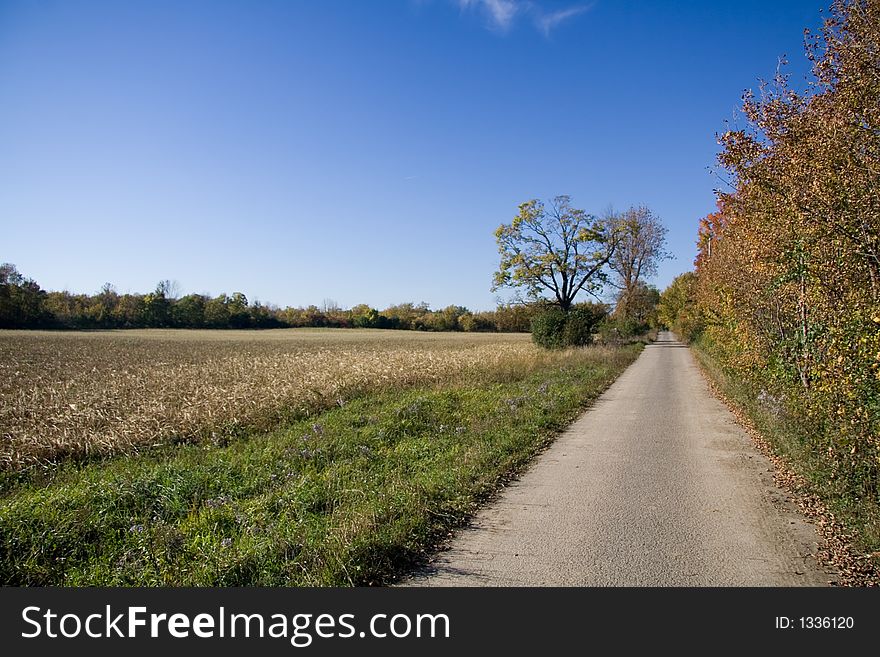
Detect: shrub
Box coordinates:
(530, 308, 569, 349)
(563, 304, 606, 346)
(531, 303, 607, 349)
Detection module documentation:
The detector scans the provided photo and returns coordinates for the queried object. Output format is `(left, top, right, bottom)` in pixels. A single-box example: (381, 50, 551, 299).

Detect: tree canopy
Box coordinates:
(492, 196, 616, 311)
(608, 205, 670, 319)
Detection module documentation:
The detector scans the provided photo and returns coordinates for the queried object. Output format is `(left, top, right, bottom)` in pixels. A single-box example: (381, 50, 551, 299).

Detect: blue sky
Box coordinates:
(0, 0, 825, 311)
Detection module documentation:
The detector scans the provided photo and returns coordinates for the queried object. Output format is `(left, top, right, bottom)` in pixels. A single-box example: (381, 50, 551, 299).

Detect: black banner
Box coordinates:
(0, 587, 874, 655)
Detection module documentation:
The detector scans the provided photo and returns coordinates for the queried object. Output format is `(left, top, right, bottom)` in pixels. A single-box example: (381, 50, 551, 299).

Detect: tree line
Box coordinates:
(0, 263, 542, 332)
(3, 195, 669, 337)
(659, 0, 879, 512)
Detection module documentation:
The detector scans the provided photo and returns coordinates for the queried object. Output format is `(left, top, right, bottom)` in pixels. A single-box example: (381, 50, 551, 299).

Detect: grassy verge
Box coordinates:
(0, 344, 641, 585)
(691, 340, 880, 584)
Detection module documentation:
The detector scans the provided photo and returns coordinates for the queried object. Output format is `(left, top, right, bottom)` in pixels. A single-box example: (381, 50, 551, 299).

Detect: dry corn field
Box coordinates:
(0, 328, 555, 471)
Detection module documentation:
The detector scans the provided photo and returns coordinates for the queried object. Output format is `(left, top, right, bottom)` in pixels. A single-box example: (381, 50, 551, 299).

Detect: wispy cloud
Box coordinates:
(533, 4, 593, 37)
(454, 1, 592, 36)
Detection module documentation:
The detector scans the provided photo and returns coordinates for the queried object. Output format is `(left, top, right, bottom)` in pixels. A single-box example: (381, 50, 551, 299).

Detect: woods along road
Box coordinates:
(405, 331, 832, 586)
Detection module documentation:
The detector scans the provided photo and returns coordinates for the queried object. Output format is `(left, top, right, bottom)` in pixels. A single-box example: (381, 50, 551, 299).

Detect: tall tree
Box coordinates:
(493, 196, 616, 312)
(608, 206, 670, 319)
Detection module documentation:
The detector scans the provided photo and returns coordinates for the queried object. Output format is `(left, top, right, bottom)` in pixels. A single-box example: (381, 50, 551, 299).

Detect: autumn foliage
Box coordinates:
(668, 0, 880, 506)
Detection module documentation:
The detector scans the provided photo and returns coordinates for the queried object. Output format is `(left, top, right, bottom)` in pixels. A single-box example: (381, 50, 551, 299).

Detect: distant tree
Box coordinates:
(657, 272, 701, 341)
(460, 311, 497, 332)
(350, 304, 381, 328)
(425, 305, 469, 331)
(278, 306, 309, 327)
(44, 291, 76, 327)
(249, 301, 282, 328)
(617, 283, 660, 325)
(381, 302, 431, 330)
(493, 196, 616, 312)
(323, 305, 351, 328)
(143, 282, 172, 327)
(608, 206, 670, 319)
(156, 279, 181, 300)
(492, 302, 543, 332)
(204, 294, 231, 328)
(303, 305, 327, 327)
(0, 263, 49, 328)
(172, 294, 207, 328)
(92, 283, 119, 327)
(228, 292, 250, 328)
(113, 294, 146, 328)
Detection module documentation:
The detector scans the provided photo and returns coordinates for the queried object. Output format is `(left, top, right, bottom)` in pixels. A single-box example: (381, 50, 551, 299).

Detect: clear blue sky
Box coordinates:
(1, 0, 825, 311)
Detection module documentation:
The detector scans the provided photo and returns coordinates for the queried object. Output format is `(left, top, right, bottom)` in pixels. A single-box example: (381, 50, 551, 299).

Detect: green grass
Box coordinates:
(0, 344, 641, 585)
(691, 339, 880, 562)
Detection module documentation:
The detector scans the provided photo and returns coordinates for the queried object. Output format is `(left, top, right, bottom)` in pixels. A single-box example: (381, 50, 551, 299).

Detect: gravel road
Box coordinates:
(403, 331, 832, 586)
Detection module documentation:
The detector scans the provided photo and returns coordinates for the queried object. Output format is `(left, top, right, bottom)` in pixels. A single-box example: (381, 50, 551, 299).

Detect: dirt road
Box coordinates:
(404, 331, 832, 586)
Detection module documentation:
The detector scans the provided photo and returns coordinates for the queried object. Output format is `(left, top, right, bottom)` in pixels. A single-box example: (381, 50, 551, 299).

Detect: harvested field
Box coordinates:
(1, 329, 549, 471)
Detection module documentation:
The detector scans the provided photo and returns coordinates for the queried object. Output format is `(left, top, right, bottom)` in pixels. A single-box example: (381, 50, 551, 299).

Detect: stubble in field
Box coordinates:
(1, 329, 553, 471)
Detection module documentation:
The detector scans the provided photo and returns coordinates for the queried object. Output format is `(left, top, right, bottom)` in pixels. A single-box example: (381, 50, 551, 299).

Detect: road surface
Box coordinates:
(404, 331, 832, 586)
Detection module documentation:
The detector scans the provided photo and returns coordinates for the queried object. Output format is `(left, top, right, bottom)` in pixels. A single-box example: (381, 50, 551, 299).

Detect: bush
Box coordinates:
(530, 308, 568, 349)
(531, 303, 607, 349)
(563, 304, 606, 346)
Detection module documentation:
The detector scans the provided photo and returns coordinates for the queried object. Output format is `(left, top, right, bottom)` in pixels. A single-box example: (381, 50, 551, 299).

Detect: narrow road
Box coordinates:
(405, 331, 832, 586)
